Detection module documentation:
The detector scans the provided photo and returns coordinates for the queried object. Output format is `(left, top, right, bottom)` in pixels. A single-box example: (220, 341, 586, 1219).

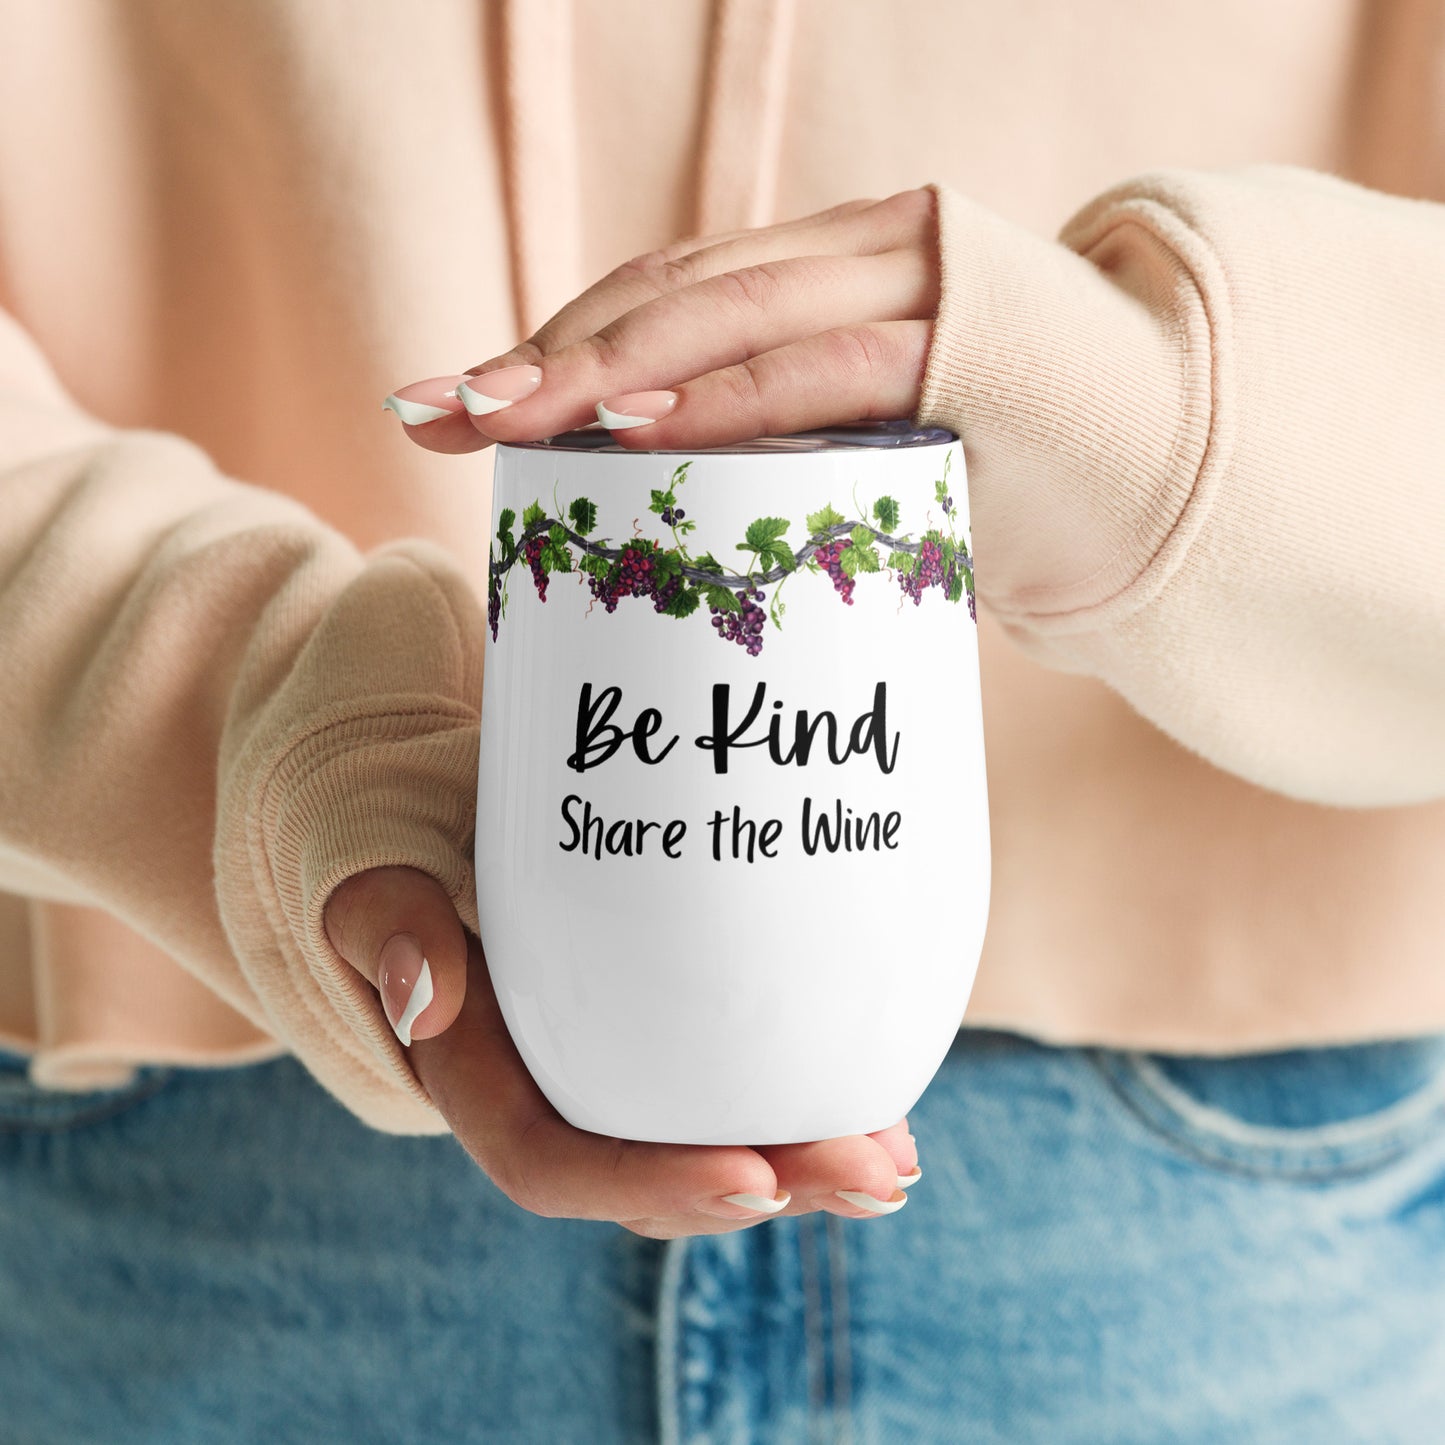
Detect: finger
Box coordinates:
(622, 1121, 922, 1236)
(598, 319, 932, 451)
(755, 1129, 911, 1219)
(414, 937, 791, 1225)
(464, 190, 930, 379)
(606, 195, 885, 286)
(380, 374, 493, 455)
(555, 1123, 921, 1239)
(867, 1119, 923, 1187)
(459, 251, 938, 445)
(322, 866, 469, 1043)
(612, 1209, 791, 1242)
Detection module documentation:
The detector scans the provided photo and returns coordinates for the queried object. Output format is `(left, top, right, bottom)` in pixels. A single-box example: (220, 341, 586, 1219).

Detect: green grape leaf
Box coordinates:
(744, 517, 790, 552)
(649, 489, 676, 514)
(653, 550, 683, 584)
(662, 586, 700, 619)
(946, 567, 964, 603)
(806, 504, 847, 536)
(548, 523, 568, 544)
(694, 551, 722, 572)
(888, 549, 916, 576)
(522, 501, 545, 528)
(498, 507, 516, 536)
(839, 545, 862, 578)
(935, 479, 950, 505)
(567, 497, 597, 535)
(541, 540, 572, 573)
(769, 539, 797, 573)
(872, 495, 900, 533)
(702, 583, 741, 613)
(498, 528, 516, 558)
(848, 525, 881, 572)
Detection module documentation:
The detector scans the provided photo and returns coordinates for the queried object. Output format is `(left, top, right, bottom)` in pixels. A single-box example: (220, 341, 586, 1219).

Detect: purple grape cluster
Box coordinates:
(650, 572, 684, 614)
(487, 573, 501, 642)
(524, 534, 549, 602)
(660, 505, 686, 527)
(900, 537, 945, 606)
(586, 545, 655, 613)
(710, 586, 767, 656)
(941, 494, 955, 516)
(947, 554, 977, 619)
(813, 539, 856, 605)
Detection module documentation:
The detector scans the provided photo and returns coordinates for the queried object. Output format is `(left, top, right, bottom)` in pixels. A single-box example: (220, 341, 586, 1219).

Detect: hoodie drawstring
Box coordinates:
(694, 0, 797, 237)
(497, 0, 795, 338)
(498, 0, 583, 339)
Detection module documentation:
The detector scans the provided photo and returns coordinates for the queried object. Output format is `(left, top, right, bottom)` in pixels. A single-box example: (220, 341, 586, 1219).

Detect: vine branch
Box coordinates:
(490, 518, 971, 589)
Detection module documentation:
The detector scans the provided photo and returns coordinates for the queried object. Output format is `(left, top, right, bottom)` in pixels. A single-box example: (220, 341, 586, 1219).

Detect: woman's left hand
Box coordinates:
(383, 188, 940, 452)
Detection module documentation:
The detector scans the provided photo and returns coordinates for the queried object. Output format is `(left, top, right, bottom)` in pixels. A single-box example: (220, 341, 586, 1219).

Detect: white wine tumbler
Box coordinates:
(475, 420, 989, 1144)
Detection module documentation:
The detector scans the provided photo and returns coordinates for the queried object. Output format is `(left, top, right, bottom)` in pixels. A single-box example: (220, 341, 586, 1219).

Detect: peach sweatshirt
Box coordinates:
(1, 0, 1443, 1133)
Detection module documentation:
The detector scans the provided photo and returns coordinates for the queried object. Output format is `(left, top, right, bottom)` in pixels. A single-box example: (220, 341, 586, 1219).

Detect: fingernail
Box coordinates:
(378, 934, 434, 1047)
(456, 364, 543, 415)
(897, 1167, 923, 1188)
(835, 1188, 909, 1216)
(381, 374, 469, 426)
(698, 1189, 791, 1220)
(596, 390, 677, 430)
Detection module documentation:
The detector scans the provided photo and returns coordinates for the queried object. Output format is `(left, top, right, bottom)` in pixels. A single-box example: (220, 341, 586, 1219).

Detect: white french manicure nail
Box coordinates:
(836, 1189, 908, 1215)
(594, 401, 656, 430)
(391, 959, 434, 1047)
(897, 1167, 923, 1188)
(455, 365, 544, 416)
(456, 378, 515, 416)
(720, 1191, 790, 1214)
(382, 395, 453, 426)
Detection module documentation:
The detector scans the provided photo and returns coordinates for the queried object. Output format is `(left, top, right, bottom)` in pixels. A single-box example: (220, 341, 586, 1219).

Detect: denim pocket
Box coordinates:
(0, 1048, 177, 1133)
(1087, 1035, 1445, 1181)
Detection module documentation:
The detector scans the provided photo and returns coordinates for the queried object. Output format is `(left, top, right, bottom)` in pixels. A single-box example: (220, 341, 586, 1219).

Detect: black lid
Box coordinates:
(506, 418, 957, 455)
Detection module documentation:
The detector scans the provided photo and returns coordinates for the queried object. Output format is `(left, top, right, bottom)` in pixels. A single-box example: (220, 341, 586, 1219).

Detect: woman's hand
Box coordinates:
(324, 867, 919, 1239)
(383, 189, 940, 453)
(365, 192, 937, 1230)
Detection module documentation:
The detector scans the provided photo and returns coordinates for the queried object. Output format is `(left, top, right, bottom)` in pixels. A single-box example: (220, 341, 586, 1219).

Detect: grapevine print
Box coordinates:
(488, 450, 975, 656)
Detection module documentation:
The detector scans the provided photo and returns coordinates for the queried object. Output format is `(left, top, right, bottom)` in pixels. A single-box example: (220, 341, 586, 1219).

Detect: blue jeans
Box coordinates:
(4, 1029, 1445, 1444)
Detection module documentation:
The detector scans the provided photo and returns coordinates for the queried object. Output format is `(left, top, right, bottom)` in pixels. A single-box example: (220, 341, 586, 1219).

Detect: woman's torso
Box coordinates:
(0, 0, 1441, 1057)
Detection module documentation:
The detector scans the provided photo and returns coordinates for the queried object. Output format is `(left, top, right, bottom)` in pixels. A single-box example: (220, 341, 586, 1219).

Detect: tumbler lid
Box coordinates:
(509, 418, 958, 455)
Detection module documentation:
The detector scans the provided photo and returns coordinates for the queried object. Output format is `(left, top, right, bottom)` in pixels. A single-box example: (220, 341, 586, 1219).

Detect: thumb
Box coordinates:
(323, 865, 469, 1045)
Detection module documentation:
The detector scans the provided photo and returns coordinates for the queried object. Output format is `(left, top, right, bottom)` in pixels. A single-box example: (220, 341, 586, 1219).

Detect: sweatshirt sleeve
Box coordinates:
(915, 166, 1445, 807)
(0, 306, 479, 1134)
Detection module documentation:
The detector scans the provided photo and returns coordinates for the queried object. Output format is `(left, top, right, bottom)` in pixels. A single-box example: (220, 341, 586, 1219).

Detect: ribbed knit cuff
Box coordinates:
(259, 707, 480, 1132)
(915, 179, 1216, 625)
(215, 541, 484, 1136)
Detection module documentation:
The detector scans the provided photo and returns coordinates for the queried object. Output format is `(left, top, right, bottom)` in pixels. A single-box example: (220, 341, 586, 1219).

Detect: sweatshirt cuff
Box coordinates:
(215, 543, 483, 1135)
(266, 707, 479, 1129)
(915, 179, 1217, 625)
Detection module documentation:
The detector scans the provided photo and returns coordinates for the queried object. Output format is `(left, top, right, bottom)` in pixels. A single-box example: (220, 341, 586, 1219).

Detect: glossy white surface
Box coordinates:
(476, 437, 989, 1143)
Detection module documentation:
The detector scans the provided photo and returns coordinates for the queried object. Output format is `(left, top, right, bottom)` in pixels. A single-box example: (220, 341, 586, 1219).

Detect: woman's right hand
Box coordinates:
(324, 865, 918, 1238)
